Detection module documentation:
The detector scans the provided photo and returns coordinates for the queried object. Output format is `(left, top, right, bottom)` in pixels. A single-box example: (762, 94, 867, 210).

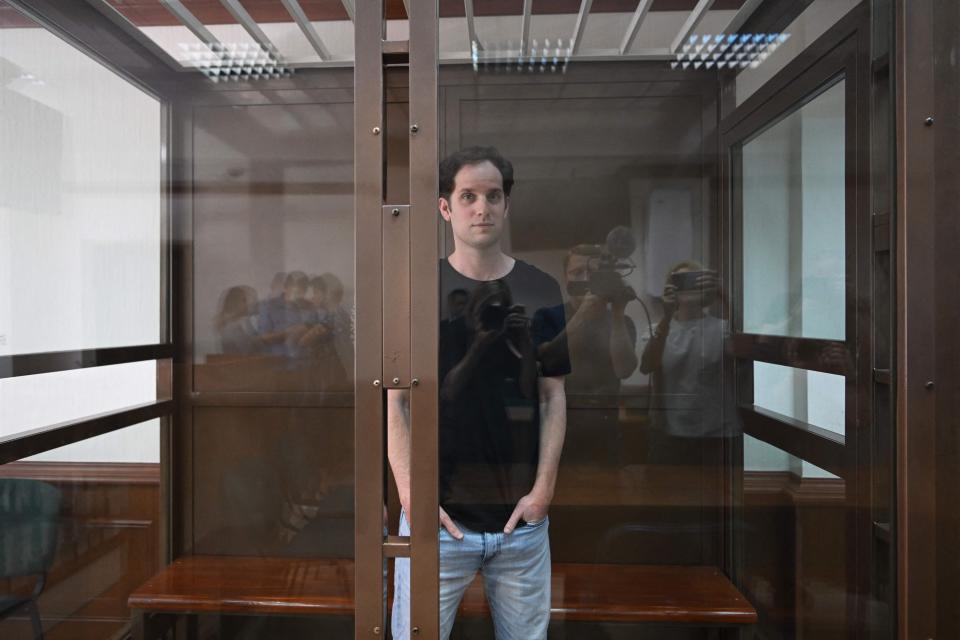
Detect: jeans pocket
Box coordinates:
(523, 516, 548, 528)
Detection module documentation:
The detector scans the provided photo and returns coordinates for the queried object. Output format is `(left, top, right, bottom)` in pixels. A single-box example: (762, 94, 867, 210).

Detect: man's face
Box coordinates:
(439, 161, 509, 251)
(565, 254, 591, 304)
(285, 283, 306, 302)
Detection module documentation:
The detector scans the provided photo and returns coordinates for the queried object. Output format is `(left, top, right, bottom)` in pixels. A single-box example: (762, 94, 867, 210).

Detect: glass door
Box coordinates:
(388, 1, 895, 639)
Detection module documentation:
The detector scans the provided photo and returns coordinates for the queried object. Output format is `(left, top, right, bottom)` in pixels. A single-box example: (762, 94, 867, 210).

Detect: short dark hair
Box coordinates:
(285, 271, 309, 290)
(439, 146, 514, 201)
(309, 276, 327, 293)
(563, 244, 602, 273)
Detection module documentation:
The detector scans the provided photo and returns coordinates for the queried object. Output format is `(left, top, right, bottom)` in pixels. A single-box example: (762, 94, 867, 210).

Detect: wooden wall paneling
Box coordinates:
(742, 471, 848, 639)
(0, 462, 161, 640)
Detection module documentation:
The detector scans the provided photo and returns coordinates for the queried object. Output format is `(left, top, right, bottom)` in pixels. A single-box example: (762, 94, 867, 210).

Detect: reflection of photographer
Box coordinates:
(440, 280, 538, 404)
(540, 233, 639, 394)
(640, 261, 736, 439)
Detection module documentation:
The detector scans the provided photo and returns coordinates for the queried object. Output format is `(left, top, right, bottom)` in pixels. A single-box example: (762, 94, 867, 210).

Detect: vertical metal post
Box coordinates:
(354, 1, 385, 637)
(408, 0, 441, 638)
(895, 1, 938, 639)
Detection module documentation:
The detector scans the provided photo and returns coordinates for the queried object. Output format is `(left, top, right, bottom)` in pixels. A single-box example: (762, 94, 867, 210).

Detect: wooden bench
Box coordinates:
(128, 556, 756, 638)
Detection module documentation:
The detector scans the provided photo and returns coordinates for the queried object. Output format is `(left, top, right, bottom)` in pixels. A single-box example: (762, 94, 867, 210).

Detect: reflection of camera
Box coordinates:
(670, 271, 705, 291)
(480, 304, 525, 332)
(567, 270, 629, 300)
(569, 226, 637, 302)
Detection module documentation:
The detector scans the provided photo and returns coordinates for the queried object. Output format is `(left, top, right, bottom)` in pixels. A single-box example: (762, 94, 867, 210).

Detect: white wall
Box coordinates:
(0, 28, 161, 356)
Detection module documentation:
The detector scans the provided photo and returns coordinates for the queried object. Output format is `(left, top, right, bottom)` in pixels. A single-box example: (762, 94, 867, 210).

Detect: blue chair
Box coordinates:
(0, 478, 62, 640)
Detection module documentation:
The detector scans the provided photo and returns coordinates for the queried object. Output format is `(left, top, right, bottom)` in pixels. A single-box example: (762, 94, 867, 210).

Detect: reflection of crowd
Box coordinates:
(213, 270, 354, 390)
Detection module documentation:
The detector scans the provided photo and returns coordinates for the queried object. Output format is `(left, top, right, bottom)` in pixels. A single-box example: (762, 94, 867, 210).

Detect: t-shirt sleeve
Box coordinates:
(531, 280, 572, 377)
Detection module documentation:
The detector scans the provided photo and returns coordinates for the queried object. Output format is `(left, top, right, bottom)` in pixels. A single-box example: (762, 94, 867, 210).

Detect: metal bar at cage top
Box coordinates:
(464, 0, 482, 51)
(341, 0, 355, 23)
(571, 0, 594, 55)
(282, 0, 332, 61)
(219, 0, 278, 53)
(619, 0, 654, 55)
(520, 0, 533, 55)
(670, 0, 716, 53)
(159, 0, 220, 48)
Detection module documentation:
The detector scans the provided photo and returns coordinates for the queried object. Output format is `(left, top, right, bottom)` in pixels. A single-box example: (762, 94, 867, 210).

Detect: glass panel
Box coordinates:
(153, 6, 354, 638)
(192, 101, 354, 393)
(0, 361, 163, 441)
(743, 435, 847, 636)
(400, 2, 870, 638)
(0, 421, 161, 640)
(191, 406, 353, 558)
(395, 32, 747, 637)
(3, 1, 357, 637)
(754, 362, 846, 436)
(741, 80, 846, 339)
(0, 4, 162, 355)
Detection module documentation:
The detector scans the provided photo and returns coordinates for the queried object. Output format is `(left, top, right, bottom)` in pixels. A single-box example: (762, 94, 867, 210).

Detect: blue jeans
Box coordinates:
(392, 511, 551, 640)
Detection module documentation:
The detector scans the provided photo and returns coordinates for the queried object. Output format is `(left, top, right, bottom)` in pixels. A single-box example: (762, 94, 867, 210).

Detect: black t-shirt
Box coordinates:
(439, 259, 571, 532)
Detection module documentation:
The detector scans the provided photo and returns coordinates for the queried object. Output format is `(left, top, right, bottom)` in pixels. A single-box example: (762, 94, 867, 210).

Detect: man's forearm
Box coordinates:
(533, 377, 567, 501)
(387, 389, 412, 509)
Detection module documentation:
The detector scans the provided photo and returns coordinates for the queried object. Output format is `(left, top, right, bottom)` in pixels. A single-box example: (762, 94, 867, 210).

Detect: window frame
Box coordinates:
(0, 0, 176, 465)
(720, 7, 871, 481)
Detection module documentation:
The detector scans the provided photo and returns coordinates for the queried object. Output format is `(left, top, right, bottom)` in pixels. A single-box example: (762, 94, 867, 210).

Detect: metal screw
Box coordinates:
(372, 126, 381, 135)
(925, 381, 934, 390)
(392, 208, 400, 217)
(373, 627, 381, 635)
(412, 628, 420, 635)
(373, 379, 381, 387)
(393, 377, 401, 385)
(412, 378, 420, 386)
(925, 117, 934, 127)
(410, 124, 419, 133)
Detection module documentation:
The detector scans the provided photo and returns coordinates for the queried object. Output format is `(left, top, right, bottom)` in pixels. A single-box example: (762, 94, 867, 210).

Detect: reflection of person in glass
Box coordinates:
(214, 285, 261, 355)
(445, 288, 469, 322)
(297, 276, 345, 389)
(389, 146, 570, 640)
(439, 279, 538, 404)
(540, 245, 638, 394)
(640, 262, 738, 450)
(320, 272, 355, 388)
(258, 271, 312, 358)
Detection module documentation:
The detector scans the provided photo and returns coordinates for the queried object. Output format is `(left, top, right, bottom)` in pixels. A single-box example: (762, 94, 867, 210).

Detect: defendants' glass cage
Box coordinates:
(0, 1, 954, 639)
